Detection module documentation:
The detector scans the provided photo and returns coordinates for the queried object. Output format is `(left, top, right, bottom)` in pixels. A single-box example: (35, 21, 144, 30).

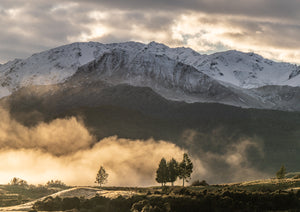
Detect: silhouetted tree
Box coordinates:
(167, 158, 178, 186)
(276, 165, 286, 179)
(178, 153, 193, 187)
(95, 166, 108, 187)
(156, 158, 168, 187)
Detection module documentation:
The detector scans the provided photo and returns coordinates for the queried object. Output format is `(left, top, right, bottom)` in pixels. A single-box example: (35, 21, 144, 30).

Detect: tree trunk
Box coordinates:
(171, 182, 174, 186)
(182, 178, 185, 187)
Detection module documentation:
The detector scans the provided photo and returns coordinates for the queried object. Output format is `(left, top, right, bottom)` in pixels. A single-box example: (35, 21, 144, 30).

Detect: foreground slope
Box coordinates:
(1, 179, 300, 211)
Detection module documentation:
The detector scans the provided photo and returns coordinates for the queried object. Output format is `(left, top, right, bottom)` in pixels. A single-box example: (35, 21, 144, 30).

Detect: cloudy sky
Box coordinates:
(0, 0, 300, 64)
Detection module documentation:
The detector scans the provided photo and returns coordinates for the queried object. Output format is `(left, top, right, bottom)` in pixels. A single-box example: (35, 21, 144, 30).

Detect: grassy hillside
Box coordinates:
(0, 184, 66, 207)
(31, 179, 300, 212)
(0, 178, 299, 211)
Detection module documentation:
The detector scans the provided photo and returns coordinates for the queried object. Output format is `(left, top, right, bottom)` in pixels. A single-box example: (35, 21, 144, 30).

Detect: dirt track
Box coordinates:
(0, 187, 137, 211)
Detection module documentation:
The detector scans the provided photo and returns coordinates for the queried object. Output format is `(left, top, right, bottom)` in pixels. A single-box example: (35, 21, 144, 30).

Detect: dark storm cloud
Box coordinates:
(0, 0, 299, 63)
(0, 0, 95, 63)
(226, 19, 300, 49)
(71, 0, 300, 20)
(122, 12, 175, 31)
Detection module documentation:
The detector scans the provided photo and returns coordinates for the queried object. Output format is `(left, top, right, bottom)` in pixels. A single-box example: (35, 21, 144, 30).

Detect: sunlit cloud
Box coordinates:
(0, 0, 299, 64)
(68, 24, 109, 42)
(168, 12, 300, 63)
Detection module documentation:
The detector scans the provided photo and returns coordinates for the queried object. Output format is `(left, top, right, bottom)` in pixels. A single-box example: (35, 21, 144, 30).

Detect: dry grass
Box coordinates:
(0, 186, 139, 211)
(1, 178, 300, 211)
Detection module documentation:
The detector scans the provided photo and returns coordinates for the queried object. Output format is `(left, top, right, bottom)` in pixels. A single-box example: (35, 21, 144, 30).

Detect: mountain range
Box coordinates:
(1, 41, 300, 111)
(0, 41, 300, 183)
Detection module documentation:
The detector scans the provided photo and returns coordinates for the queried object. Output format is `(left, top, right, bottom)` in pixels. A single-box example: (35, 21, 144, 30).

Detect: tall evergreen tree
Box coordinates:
(95, 166, 109, 187)
(156, 158, 168, 187)
(276, 165, 286, 179)
(178, 153, 193, 187)
(167, 158, 178, 186)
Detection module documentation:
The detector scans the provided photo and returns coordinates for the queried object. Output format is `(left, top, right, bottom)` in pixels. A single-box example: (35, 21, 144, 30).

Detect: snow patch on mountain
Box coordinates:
(0, 41, 300, 111)
(0, 42, 111, 98)
(143, 42, 300, 89)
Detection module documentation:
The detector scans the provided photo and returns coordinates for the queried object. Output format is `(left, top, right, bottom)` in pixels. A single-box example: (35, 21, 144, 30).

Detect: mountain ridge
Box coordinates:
(0, 41, 300, 111)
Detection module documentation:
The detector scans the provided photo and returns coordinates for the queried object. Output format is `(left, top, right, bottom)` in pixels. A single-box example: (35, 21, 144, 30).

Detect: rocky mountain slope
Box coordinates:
(0, 41, 299, 111)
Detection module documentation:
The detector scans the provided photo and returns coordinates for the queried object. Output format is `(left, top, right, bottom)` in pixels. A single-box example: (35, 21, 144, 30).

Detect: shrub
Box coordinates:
(174, 187, 190, 196)
(293, 174, 300, 179)
(33, 196, 62, 211)
(32, 191, 300, 212)
(131, 200, 149, 212)
(62, 197, 80, 210)
(9, 177, 28, 187)
(46, 180, 67, 188)
(191, 180, 209, 186)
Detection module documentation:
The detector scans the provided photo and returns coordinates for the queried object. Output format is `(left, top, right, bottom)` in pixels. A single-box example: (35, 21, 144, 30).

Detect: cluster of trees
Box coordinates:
(95, 153, 193, 188)
(156, 153, 193, 187)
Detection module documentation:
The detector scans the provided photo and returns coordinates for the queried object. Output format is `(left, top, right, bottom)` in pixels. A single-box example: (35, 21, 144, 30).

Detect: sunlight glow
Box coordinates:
(170, 12, 300, 64)
(68, 24, 109, 42)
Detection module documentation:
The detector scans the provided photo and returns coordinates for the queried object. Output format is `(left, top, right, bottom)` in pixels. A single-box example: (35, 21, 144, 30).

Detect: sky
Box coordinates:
(0, 0, 300, 64)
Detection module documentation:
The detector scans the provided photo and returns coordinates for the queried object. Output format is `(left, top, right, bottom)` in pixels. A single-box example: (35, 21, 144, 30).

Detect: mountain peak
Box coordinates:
(0, 41, 300, 111)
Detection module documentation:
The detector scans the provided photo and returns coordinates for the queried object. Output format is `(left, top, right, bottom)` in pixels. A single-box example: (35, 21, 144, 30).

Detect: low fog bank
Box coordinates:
(181, 129, 269, 184)
(0, 107, 269, 186)
(0, 137, 186, 186)
(0, 107, 94, 155)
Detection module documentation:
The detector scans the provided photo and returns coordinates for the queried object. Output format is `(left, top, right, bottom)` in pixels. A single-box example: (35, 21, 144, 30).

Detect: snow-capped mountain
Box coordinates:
(0, 41, 300, 111)
(0, 42, 109, 96)
(142, 42, 300, 88)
